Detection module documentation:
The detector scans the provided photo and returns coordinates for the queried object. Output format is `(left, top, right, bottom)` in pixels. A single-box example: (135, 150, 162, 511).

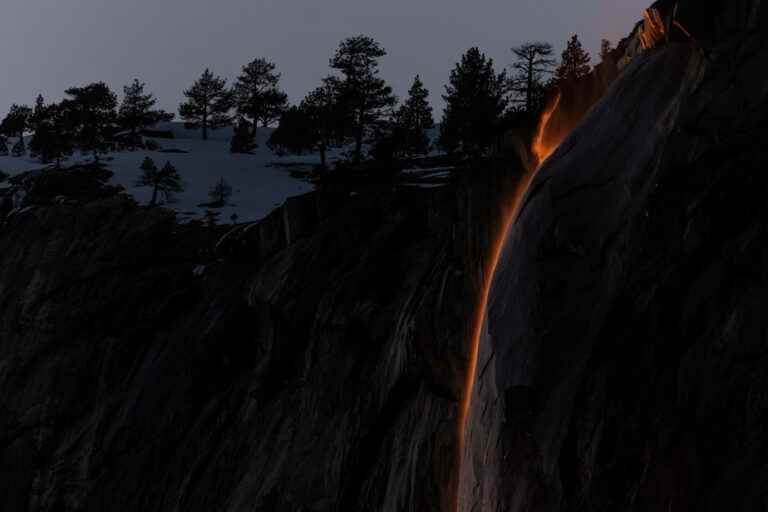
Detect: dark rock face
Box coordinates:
(461, 2, 768, 511)
(0, 167, 519, 511)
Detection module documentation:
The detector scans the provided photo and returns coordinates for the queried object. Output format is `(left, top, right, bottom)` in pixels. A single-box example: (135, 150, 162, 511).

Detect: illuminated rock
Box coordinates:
(461, 1, 768, 510)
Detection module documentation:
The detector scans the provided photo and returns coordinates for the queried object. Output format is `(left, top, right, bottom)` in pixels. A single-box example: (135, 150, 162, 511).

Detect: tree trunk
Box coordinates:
(202, 111, 208, 141)
(150, 185, 158, 207)
(250, 112, 258, 139)
(354, 109, 364, 163)
(320, 144, 327, 170)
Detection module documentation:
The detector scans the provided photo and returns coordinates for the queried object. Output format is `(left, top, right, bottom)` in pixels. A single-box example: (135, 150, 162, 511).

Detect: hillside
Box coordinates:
(0, 122, 315, 223)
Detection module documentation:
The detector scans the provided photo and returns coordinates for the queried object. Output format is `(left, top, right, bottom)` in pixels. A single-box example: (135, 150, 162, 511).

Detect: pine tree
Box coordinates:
(62, 82, 118, 161)
(391, 75, 434, 157)
(230, 117, 257, 153)
(137, 157, 160, 206)
(330, 35, 397, 163)
(158, 162, 184, 203)
(178, 69, 233, 141)
(510, 42, 556, 113)
(233, 58, 288, 144)
(28, 101, 75, 168)
(29, 95, 45, 129)
(1, 104, 32, 140)
(304, 77, 347, 169)
(600, 39, 614, 62)
(136, 158, 184, 206)
(439, 47, 509, 156)
(27, 95, 46, 158)
(554, 35, 592, 85)
(208, 177, 232, 207)
(118, 79, 174, 137)
(268, 107, 317, 158)
(269, 77, 345, 170)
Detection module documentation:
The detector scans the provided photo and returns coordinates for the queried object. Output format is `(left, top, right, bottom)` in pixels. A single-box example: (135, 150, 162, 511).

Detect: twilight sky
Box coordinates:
(1, 0, 649, 116)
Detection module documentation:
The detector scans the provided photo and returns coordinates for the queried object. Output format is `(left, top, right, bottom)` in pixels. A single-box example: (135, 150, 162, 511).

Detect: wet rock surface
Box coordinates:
(462, 2, 768, 511)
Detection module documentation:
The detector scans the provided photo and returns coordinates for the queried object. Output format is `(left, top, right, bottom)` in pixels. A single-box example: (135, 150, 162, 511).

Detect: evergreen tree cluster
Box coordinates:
(268, 77, 344, 169)
(61, 82, 119, 161)
(136, 157, 184, 206)
(3, 80, 174, 167)
(28, 96, 76, 168)
(439, 47, 509, 156)
(437, 34, 593, 157)
(390, 75, 434, 158)
(270, 35, 435, 169)
(233, 59, 288, 142)
(178, 59, 289, 151)
(1, 32, 596, 172)
(0, 104, 32, 157)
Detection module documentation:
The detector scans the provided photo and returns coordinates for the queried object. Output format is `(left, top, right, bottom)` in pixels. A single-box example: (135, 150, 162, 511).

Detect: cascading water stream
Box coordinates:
(455, 92, 562, 512)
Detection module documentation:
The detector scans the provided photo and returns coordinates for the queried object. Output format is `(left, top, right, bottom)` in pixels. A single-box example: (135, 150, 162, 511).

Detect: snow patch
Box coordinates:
(0, 124, 318, 224)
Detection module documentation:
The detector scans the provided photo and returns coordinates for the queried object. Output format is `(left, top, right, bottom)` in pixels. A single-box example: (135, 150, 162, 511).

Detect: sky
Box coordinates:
(1, 0, 649, 117)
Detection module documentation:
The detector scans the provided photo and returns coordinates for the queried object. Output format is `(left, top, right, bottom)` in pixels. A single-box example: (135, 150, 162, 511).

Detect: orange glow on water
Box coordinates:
(457, 169, 536, 437)
(640, 7, 668, 49)
(531, 93, 563, 171)
(455, 93, 563, 511)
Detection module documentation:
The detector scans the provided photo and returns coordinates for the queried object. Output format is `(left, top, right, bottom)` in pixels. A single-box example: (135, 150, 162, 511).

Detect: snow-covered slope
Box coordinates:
(0, 123, 317, 223)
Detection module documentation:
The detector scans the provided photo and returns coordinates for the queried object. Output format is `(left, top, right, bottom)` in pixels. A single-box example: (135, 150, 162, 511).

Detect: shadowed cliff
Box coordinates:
(0, 167, 518, 511)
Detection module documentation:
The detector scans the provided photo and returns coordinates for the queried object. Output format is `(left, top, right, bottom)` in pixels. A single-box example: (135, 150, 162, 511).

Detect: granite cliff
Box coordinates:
(2, 1, 768, 511)
(461, 1, 768, 510)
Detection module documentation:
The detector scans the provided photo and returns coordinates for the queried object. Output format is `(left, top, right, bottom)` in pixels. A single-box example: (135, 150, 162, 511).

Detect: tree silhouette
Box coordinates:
(233, 58, 288, 144)
(510, 42, 556, 113)
(268, 107, 313, 156)
(391, 75, 434, 158)
(230, 117, 257, 153)
(208, 177, 232, 207)
(0, 136, 8, 156)
(118, 79, 174, 137)
(330, 35, 396, 163)
(600, 39, 614, 62)
(63, 82, 118, 161)
(28, 100, 75, 168)
(269, 77, 345, 170)
(1, 104, 32, 141)
(136, 158, 184, 206)
(554, 35, 592, 85)
(439, 47, 508, 156)
(179, 69, 233, 140)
